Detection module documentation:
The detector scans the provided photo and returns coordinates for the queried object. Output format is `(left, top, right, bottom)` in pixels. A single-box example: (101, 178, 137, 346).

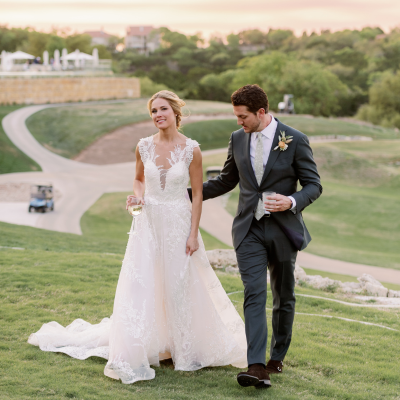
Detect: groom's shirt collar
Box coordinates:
(255, 114, 277, 139)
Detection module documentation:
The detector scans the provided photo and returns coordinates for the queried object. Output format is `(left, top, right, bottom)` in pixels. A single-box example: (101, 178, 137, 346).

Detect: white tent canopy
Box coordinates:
(60, 51, 94, 61)
(8, 51, 35, 60)
(92, 48, 99, 67)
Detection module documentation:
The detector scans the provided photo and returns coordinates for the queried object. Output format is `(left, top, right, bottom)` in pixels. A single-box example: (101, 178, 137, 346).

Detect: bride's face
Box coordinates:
(151, 98, 176, 130)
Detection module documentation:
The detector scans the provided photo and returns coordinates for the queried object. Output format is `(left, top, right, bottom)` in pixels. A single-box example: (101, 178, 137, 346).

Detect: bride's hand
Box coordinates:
(126, 195, 145, 210)
(186, 236, 199, 256)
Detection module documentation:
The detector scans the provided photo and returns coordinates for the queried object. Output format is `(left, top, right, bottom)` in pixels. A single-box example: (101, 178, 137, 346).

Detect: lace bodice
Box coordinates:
(138, 136, 199, 205)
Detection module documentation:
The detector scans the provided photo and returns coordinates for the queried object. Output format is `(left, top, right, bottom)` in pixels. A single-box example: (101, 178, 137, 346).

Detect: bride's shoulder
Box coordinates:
(184, 136, 200, 149)
(137, 136, 155, 161)
(138, 135, 154, 146)
(138, 135, 155, 152)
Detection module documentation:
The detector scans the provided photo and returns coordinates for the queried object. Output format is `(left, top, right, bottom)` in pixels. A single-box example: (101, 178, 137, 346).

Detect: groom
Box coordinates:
(189, 85, 322, 389)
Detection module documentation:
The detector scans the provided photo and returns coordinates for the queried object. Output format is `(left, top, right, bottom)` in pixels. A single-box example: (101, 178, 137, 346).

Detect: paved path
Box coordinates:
(2, 104, 400, 285)
(296, 252, 400, 284)
(201, 197, 234, 246)
(1, 104, 136, 234)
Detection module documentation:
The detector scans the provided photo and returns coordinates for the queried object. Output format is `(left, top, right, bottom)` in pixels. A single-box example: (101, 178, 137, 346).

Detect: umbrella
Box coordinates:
(60, 52, 94, 61)
(9, 51, 35, 60)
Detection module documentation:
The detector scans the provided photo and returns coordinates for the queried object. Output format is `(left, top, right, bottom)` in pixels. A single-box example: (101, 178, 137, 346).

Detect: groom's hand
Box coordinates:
(264, 194, 292, 212)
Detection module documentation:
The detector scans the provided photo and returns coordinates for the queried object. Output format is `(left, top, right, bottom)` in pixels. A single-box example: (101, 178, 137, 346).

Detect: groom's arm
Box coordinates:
(188, 133, 239, 202)
(290, 134, 323, 213)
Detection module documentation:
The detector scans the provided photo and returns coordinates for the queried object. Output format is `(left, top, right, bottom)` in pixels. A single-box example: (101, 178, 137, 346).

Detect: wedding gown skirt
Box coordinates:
(28, 137, 247, 384)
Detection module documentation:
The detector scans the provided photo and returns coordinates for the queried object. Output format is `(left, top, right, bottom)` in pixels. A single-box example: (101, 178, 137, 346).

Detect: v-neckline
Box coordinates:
(151, 136, 189, 172)
(149, 136, 190, 192)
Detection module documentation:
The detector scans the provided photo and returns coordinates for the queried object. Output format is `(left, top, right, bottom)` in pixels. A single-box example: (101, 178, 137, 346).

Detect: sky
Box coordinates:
(1, 0, 400, 38)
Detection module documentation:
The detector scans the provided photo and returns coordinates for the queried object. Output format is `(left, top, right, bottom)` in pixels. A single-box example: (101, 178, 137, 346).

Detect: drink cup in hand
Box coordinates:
(127, 204, 142, 216)
(127, 196, 142, 234)
(263, 191, 276, 214)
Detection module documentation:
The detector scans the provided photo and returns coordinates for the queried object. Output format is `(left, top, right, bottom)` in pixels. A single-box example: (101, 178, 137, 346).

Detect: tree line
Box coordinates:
(0, 26, 116, 60)
(1, 25, 400, 127)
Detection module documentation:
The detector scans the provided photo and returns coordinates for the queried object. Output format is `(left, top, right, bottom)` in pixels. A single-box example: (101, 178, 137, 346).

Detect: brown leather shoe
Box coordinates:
(266, 359, 283, 374)
(237, 364, 271, 389)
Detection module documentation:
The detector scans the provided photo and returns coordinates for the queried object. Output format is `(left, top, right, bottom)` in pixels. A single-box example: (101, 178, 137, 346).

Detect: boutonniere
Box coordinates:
(274, 131, 293, 151)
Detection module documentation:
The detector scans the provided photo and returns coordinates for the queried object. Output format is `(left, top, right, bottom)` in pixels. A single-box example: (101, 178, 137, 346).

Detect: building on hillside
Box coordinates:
(239, 44, 265, 55)
(84, 30, 113, 47)
(125, 26, 160, 54)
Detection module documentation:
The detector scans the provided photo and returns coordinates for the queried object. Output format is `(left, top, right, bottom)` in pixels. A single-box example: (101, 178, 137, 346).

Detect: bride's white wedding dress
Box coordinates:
(28, 136, 247, 384)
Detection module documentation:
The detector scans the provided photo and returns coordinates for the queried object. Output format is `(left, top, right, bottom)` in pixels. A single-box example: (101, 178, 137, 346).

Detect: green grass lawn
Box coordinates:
(181, 115, 400, 153)
(182, 119, 237, 150)
(203, 139, 400, 270)
(4, 103, 398, 176)
(0, 105, 41, 174)
(1, 246, 399, 399)
(1, 145, 400, 398)
(26, 108, 399, 165)
(3, 99, 400, 267)
(278, 115, 400, 140)
(0, 191, 230, 255)
(25, 100, 234, 159)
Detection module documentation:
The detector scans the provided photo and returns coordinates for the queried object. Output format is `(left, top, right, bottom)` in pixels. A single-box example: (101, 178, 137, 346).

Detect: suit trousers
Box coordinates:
(235, 215, 297, 365)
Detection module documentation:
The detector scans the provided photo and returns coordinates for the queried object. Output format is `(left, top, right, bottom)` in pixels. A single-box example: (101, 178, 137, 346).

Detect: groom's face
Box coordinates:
(233, 105, 263, 133)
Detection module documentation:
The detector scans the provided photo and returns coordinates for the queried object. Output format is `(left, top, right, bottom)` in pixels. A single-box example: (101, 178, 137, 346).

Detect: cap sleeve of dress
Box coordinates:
(185, 139, 200, 167)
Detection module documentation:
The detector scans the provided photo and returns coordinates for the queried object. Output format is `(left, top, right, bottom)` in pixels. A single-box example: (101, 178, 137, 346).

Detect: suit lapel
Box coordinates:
(260, 120, 282, 186)
(243, 130, 258, 189)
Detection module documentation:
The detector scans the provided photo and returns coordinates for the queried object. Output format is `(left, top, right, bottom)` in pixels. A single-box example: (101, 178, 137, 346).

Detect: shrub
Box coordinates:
(356, 70, 400, 129)
(139, 77, 170, 98)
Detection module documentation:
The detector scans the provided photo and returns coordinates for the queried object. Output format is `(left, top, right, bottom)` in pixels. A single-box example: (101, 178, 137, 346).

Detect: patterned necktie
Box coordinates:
(254, 132, 265, 220)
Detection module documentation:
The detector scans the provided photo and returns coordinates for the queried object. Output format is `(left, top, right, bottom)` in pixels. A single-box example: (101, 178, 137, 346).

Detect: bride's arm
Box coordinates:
(126, 146, 145, 208)
(186, 147, 203, 255)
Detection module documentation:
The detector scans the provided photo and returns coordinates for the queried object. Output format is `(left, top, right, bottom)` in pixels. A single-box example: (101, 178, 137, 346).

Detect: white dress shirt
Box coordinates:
(249, 115, 296, 213)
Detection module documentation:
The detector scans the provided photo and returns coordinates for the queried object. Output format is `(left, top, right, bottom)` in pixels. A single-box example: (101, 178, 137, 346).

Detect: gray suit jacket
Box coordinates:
(189, 119, 322, 250)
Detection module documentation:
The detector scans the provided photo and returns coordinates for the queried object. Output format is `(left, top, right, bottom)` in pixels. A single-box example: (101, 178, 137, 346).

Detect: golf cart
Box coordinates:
(278, 94, 295, 114)
(28, 184, 54, 213)
(206, 166, 223, 180)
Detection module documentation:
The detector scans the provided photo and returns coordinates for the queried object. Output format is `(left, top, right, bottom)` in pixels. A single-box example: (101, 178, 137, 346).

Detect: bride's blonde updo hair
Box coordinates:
(147, 90, 186, 129)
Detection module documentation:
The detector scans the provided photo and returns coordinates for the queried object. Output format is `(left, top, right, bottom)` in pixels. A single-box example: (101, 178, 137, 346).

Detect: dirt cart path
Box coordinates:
(73, 114, 235, 165)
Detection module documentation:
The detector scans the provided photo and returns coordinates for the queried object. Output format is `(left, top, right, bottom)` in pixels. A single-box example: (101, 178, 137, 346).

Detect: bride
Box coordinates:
(28, 90, 247, 384)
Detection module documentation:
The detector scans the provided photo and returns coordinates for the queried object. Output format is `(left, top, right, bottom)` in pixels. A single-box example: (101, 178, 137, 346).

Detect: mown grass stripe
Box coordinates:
(228, 291, 400, 308)
(286, 310, 399, 332)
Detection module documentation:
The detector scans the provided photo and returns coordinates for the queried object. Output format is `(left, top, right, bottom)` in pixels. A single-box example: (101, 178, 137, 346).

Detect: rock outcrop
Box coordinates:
(295, 265, 397, 296)
(294, 265, 341, 291)
(206, 249, 400, 297)
(388, 289, 400, 298)
(206, 249, 238, 271)
(357, 274, 388, 297)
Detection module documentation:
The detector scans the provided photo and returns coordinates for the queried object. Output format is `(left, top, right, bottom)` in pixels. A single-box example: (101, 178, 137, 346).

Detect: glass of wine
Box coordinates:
(263, 191, 276, 215)
(127, 196, 143, 235)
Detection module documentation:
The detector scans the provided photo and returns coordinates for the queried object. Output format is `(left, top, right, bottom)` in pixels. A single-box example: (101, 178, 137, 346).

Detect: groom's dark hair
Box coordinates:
(231, 84, 269, 114)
